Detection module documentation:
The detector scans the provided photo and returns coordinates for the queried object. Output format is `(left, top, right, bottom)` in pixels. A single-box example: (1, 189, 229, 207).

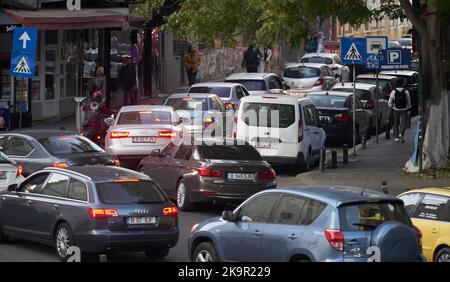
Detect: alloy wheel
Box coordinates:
(437, 253, 450, 262)
(177, 182, 186, 208)
(56, 227, 71, 258)
(196, 250, 213, 262)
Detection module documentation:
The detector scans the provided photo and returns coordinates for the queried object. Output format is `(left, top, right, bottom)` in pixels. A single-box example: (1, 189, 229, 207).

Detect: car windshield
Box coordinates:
(117, 111, 173, 125)
(226, 80, 266, 91)
(196, 144, 262, 161)
(333, 88, 371, 100)
(356, 78, 392, 92)
(96, 180, 167, 204)
(241, 102, 296, 128)
(307, 94, 348, 108)
(339, 201, 412, 231)
(301, 57, 333, 64)
(189, 86, 231, 98)
(283, 67, 321, 79)
(166, 97, 208, 111)
(38, 135, 104, 155)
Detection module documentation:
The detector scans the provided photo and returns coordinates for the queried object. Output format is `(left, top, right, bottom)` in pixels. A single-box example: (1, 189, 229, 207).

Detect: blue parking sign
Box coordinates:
(10, 52, 36, 78)
(378, 48, 411, 70)
(12, 28, 38, 53)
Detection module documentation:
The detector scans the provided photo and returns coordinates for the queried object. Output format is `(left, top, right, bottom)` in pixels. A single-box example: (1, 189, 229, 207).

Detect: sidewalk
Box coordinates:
(277, 118, 449, 195)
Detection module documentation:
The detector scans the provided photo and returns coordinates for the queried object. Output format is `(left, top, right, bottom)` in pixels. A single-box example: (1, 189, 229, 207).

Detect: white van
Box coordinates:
(235, 95, 326, 171)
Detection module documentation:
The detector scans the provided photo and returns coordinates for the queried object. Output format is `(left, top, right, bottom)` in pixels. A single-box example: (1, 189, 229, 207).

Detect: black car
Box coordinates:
(0, 131, 119, 176)
(0, 166, 179, 261)
(306, 91, 371, 144)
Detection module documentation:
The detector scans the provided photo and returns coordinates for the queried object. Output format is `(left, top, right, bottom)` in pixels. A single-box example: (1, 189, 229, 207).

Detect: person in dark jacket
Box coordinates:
(119, 57, 137, 106)
(242, 44, 260, 73)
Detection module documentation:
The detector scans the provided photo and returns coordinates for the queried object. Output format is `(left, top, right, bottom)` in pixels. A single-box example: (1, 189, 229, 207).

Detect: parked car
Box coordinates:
(189, 186, 423, 262)
(282, 63, 337, 94)
(388, 40, 402, 48)
(331, 82, 391, 130)
(0, 151, 25, 191)
(299, 53, 350, 82)
(104, 105, 182, 170)
(396, 37, 413, 54)
(188, 82, 250, 110)
(225, 73, 288, 96)
(0, 166, 179, 261)
(164, 93, 231, 137)
(380, 70, 419, 116)
(0, 131, 119, 176)
(235, 95, 326, 171)
(305, 91, 371, 144)
(397, 187, 450, 262)
(355, 74, 399, 99)
(138, 139, 276, 211)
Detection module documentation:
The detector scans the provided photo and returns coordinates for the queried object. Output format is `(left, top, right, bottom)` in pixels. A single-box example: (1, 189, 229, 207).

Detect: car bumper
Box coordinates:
(263, 154, 305, 166)
(190, 182, 276, 203)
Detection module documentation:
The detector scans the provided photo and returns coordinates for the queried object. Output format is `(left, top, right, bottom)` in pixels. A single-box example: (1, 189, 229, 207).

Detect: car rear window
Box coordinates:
(241, 102, 296, 128)
(226, 80, 266, 91)
(356, 78, 392, 92)
(333, 88, 371, 100)
(166, 97, 208, 111)
(300, 57, 333, 64)
(283, 67, 321, 79)
(339, 201, 412, 231)
(196, 144, 263, 161)
(96, 180, 167, 205)
(189, 86, 231, 98)
(307, 94, 348, 108)
(117, 111, 173, 125)
(38, 135, 104, 155)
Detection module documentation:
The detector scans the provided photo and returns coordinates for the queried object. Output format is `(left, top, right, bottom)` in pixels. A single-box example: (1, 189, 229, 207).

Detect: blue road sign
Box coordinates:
(366, 54, 380, 70)
(12, 28, 38, 54)
(378, 48, 411, 70)
(341, 37, 367, 65)
(10, 52, 36, 78)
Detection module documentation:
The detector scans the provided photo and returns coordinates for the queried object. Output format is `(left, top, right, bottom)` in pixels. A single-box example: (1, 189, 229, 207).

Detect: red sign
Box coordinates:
(324, 41, 340, 54)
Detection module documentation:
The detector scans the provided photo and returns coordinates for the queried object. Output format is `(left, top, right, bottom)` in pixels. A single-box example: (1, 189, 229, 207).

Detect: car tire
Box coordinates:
(54, 223, 76, 262)
(145, 247, 170, 259)
(435, 247, 450, 262)
(0, 225, 9, 243)
(192, 242, 218, 262)
(176, 179, 193, 211)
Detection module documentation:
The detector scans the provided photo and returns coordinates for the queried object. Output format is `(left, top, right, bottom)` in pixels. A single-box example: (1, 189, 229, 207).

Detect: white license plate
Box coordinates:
(256, 141, 278, 149)
(320, 116, 331, 122)
(227, 173, 255, 181)
(0, 172, 6, 180)
(126, 216, 156, 225)
(132, 137, 156, 143)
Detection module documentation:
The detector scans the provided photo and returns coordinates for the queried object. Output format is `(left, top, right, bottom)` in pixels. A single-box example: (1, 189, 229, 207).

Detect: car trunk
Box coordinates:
(0, 164, 17, 188)
(53, 152, 116, 166)
(109, 124, 175, 147)
(317, 107, 351, 125)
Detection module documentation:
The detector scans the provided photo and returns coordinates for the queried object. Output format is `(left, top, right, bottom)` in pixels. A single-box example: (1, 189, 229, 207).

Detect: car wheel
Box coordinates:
(302, 149, 312, 172)
(435, 247, 450, 262)
(193, 242, 218, 262)
(176, 180, 193, 211)
(55, 223, 75, 261)
(145, 247, 170, 259)
(0, 225, 9, 243)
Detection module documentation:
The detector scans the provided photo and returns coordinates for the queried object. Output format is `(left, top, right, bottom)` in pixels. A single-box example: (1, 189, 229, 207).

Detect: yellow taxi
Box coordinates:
(397, 188, 450, 262)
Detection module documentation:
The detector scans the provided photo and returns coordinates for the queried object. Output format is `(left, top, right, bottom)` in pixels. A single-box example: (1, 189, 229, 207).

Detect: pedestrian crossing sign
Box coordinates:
(10, 52, 36, 78)
(341, 37, 367, 65)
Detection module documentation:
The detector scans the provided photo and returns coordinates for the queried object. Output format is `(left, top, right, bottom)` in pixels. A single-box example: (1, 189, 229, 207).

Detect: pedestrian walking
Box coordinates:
(89, 66, 106, 100)
(184, 46, 201, 86)
(260, 45, 273, 73)
(388, 79, 411, 143)
(316, 31, 326, 53)
(119, 57, 137, 106)
(242, 44, 260, 73)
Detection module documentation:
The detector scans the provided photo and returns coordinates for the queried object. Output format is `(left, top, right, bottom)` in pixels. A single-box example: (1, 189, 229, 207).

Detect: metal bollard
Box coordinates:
(343, 144, 349, 164)
(406, 111, 411, 129)
(331, 150, 338, 169)
(319, 147, 326, 172)
(381, 181, 389, 194)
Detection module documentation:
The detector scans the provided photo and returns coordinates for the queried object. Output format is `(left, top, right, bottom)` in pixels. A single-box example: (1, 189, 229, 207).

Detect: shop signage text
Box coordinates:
(67, 0, 81, 11)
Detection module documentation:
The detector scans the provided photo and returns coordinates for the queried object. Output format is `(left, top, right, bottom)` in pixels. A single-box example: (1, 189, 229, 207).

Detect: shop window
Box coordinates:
(45, 30, 58, 45)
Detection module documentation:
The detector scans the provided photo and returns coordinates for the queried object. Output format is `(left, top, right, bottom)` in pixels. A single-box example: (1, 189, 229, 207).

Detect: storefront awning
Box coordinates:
(1, 8, 130, 30)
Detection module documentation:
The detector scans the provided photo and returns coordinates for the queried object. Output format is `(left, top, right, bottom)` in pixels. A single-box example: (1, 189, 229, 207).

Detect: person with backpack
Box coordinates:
(388, 79, 411, 143)
(242, 44, 260, 73)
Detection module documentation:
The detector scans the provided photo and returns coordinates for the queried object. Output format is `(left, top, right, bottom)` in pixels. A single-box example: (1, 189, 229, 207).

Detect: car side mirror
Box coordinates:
(104, 117, 114, 126)
(150, 149, 162, 157)
(222, 210, 235, 222)
(7, 184, 18, 192)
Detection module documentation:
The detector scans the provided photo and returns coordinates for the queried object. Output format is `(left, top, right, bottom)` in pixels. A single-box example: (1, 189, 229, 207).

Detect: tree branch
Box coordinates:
(398, 0, 426, 34)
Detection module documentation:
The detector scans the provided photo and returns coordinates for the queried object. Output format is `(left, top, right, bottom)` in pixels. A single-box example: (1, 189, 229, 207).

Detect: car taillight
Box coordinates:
(366, 99, 375, 109)
(257, 168, 276, 180)
(88, 208, 119, 220)
(335, 113, 351, 123)
(162, 206, 178, 217)
(224, 103, 234, 109)
(158, 130, 177, 138)
(324, 229, 344, 252)
(52, 162, 69, 168)
(414, 225, 422, 248)
(314, 77, 325, 86)
(17, 164, 24, 176)
(109, 131, 129, 139)
(198, 166, 224, 177)
(298, 119, 304, 142)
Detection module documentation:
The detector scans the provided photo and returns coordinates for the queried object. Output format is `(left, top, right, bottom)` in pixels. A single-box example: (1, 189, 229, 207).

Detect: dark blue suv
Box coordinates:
(189, 186, 424, 262)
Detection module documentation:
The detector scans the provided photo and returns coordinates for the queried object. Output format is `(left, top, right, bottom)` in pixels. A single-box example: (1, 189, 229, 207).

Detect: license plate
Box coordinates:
(256, 141, 278, 149)
(132, 137, 156, 143)
(0, 171, 6, 179)
(227, 173, 255, 181)
(127, 216, 156, 225)
(320, 116, 331, 122)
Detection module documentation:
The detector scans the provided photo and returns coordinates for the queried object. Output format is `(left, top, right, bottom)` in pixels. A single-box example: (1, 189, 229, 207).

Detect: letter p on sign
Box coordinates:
(388, 50, 401, 64)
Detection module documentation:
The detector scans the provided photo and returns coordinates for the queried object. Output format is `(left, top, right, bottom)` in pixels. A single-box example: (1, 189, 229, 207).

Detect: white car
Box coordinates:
(300, 53, 350, 82)
(282, 63, 337, 94)
(105, 105, 182, 170)
(235, 95, 326, 171)
(225, 73, 288, 96)
(188, 82, 250, 110)
(0, 151, 25, 191)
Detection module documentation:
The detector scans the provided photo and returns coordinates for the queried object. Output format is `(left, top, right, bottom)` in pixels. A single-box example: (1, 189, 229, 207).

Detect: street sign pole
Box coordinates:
(375, 69, 379, 144)
(353, 64, 356, 156)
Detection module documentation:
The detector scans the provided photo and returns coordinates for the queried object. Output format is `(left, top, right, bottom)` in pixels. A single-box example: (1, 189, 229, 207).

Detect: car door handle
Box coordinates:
(287, 234, 298, 240)
(253, 230, 263, 236)
(431, 227, 439, 234)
